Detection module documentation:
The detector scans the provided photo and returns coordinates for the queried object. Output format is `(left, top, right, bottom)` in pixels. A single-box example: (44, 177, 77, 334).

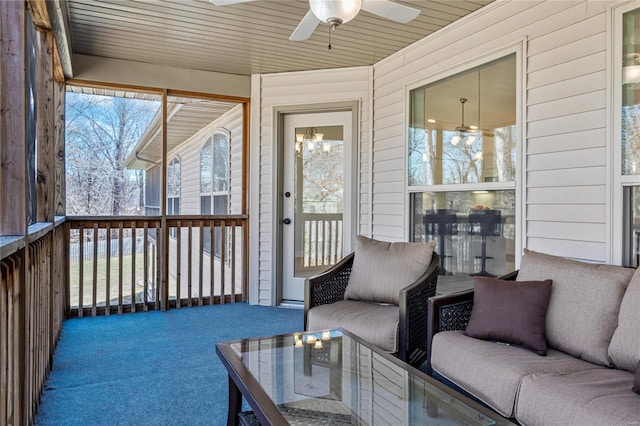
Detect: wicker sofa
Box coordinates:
(304, 236, 440, 367)
(426, 249, 640, 425)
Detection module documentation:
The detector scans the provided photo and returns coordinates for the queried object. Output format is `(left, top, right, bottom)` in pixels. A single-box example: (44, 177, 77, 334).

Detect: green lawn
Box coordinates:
(69, 252, 157, 308)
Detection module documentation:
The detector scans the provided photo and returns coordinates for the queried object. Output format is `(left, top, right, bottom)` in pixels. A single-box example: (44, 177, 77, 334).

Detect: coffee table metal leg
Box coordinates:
(228, 374, 242, 426)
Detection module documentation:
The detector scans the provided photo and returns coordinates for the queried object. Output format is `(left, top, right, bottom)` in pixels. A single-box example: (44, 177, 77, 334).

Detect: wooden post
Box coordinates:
(36, 30, 55, 223)
(160, 90, 169, 310)
(242, 103, 250, 301)
(53, 80, 65, 216)
(0, 0, 28, 236)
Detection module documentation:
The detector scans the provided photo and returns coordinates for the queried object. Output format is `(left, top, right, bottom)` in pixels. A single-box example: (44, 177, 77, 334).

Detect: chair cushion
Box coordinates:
(515, 368, 640, 426)
(516, 249, 633, 366)
(465, 276, 552, 355)
(344, 235, 436, 305)
(306, 300, 399, 353)
(609, 267, 640, 371)
(431, 331, 601, 417)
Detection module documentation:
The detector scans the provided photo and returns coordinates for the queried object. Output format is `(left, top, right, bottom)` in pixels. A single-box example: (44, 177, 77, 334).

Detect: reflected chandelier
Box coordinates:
(451, 98, 477, 146)
(295, 127, 325, 154)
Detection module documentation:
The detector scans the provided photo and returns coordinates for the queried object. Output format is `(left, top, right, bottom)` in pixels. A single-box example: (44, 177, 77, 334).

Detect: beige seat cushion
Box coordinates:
(344, 236, 437, 305)
(609, 267, 640, 372)
(306, 300, 399, 353)
(431, 331, 601, 418)
(515, 368, 640, 426)
(516, 249, 633, 366)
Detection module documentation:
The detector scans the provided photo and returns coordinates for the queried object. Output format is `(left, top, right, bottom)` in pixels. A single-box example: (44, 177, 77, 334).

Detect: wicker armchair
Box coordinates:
(304, 252, 440, 368)
(424, 269, 519, 374)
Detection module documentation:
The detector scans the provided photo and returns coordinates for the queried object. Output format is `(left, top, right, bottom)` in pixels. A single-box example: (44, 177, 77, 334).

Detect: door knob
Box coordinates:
(283, 218, 291, 225)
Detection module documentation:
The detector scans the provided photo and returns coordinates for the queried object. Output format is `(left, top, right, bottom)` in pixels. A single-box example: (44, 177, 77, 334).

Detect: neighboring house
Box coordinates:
(125, 102, 245, 300)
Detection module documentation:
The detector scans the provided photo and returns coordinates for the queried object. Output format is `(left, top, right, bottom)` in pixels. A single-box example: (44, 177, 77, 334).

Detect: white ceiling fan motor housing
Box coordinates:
(309, 0, 363, 26)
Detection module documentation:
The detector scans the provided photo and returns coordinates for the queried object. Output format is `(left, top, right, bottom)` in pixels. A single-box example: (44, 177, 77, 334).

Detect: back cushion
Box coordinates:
(516, 249, 633, 367)
(608, 267, 640, 371)
(344, 236, 437, 305)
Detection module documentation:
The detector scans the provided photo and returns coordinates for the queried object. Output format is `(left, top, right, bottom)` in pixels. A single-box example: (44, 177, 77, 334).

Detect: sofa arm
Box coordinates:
(424, 290, 474, 374)
(398, 252, 440, 367)
(424, 269, 519, 373)
(304, 253, 355, 330)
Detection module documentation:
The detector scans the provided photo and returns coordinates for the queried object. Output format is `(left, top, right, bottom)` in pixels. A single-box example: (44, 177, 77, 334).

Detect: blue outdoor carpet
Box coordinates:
(35, 303, 303, 426)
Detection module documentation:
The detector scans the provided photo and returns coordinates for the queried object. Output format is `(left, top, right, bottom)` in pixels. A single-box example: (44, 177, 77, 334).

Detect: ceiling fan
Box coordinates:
(209, 0, 421, 41)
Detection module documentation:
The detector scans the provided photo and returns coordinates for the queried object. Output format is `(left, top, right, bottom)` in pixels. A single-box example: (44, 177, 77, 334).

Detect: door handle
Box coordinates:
(283, 218, 291, 225)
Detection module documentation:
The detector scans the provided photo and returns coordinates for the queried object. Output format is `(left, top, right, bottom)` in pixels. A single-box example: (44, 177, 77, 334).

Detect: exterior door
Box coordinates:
(282, 111, 353, 302)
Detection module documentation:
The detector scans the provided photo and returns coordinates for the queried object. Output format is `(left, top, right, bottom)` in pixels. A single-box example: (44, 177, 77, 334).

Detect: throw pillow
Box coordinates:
(633, 360, 640, 395)
(465, 276, 553, 355)
(343, 235, 437, 305)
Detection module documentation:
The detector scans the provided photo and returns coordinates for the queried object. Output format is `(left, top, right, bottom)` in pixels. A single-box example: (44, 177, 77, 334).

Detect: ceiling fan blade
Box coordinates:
(361, 0, 421, 23)
(209, 0, 255, 6)
(289, 10, 321, 41)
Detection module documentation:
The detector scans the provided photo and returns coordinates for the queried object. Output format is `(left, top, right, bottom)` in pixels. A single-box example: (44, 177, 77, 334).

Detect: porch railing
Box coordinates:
(66, 215, 248, 317)
(0, 221, 67, 426)
(300, 213, 343, 268)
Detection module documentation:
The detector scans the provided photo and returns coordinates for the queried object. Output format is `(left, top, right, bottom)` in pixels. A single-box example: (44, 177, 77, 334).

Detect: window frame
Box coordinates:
(612, 2, 640, 265)
(404, 42, 525, 267)
(199, 129, 231, 257)
(199, 128, 231, 216)
(167, 156, 181, 238)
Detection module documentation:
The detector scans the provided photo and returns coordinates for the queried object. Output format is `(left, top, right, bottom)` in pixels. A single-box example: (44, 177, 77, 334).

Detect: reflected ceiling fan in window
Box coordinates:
(209, 0, 421, 41)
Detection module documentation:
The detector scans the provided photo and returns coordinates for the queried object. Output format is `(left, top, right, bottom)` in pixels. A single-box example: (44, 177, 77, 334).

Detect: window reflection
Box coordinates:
(411, 190, 516, 281)
(622, 9, 640, 175)
(622, 9, 640, 268)
(408, 55, 516, 186)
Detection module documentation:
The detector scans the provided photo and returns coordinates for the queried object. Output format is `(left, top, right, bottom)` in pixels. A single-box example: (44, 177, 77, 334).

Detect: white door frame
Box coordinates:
(272, 101, 359, 305)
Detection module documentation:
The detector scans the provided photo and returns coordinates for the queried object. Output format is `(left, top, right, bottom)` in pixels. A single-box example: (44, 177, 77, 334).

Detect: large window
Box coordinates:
(620, 6, 640, 266)
(201, 131, 230, 256)
(409, 54, 517, 287)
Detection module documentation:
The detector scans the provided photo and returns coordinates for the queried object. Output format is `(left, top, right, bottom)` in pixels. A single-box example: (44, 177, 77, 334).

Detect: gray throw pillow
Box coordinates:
(343, 235, 437, 305)
(634, 361, 640, 395)
(465, 276, 553, 355)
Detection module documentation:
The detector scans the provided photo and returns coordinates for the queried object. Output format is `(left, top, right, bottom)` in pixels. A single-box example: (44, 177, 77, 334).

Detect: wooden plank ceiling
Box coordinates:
(65, 0, 493, 76)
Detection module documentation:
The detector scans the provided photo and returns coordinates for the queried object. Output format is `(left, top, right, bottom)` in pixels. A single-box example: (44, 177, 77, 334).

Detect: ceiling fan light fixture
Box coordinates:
(452, 97, 479, 146)
(309, 0, 363, 27)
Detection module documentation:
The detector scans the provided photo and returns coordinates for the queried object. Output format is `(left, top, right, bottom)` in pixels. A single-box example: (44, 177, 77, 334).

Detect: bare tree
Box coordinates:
(65, 92, 159, 215)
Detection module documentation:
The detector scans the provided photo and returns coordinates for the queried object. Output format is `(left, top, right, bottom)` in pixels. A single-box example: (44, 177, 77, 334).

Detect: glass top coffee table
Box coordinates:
(216, 328, 511, 425)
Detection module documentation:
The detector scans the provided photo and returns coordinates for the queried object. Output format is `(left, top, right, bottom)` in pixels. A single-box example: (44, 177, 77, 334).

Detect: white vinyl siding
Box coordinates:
(166, 104, 243, 215)
(372, 0, 613, 263)
(251, 0, 620, 305)
(162, 104, 244, 299)
(252, 67, 371, 306)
